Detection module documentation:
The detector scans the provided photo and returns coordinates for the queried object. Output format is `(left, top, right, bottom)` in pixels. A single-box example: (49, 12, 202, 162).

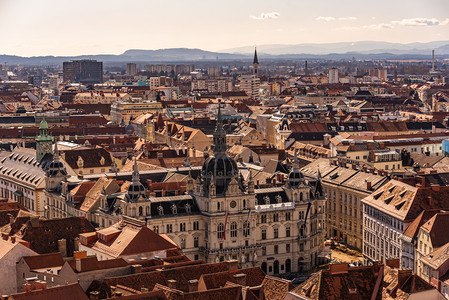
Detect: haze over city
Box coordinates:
(1, 0, 448, 56)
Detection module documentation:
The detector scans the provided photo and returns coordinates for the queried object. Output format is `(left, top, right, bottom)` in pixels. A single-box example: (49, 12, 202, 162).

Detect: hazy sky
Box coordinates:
(1, 0, 448, 56)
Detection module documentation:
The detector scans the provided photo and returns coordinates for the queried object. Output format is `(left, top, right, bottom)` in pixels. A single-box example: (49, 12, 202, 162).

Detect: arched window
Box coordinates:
(217, 223, 224, 239)
(157, 205, 164, 216)
(139, 206, 143, 216)
(243, 199, 246, 209)
(217, 202, 221, 211)
(300, 192, 303, 201)
(145, 206, 150, 216)
(230, 222, 237, 238)
(171, 204, 177, 214)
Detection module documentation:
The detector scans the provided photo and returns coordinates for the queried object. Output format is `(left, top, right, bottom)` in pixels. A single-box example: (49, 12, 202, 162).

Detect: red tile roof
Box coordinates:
(22, 252, 64, 270)
(11, 283, 89, 300)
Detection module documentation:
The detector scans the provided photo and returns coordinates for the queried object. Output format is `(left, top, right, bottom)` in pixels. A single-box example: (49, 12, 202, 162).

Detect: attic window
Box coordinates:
(275, 195, 282, 203)
(264, 195, 270, 205)
(171, 204, 177, 214)
(389, 186, 395, 193)
(185, 203, 191, 213)
(395, 201, 406, 210)
(384, 195, 394, 205)
(158, 205, 164, 216)
(399, 190, 407, 198)
(373, 192, 383, 200)
(330, 173, 339, 179)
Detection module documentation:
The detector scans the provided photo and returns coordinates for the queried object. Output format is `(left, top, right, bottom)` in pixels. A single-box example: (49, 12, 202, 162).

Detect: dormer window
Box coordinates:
(157, 205, 164, 216)
(171, 204, 177, 214)
(185, 203, 191, 213)
(264, 195, 270, 205)
(275, 195, 282, 203)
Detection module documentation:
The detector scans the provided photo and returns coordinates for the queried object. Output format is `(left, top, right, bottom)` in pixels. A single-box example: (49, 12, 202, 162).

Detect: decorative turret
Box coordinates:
(36, 118, 53, 162)
(200, 101, 239, 196)
(288, 150, 304, 188)
(45, 141, 68, 191)
(126, 158, 147, 202)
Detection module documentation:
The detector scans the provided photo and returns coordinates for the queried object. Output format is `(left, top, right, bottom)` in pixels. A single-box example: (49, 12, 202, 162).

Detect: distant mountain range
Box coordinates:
(1, 41, 448, 65)
(221, 41, 449, 56)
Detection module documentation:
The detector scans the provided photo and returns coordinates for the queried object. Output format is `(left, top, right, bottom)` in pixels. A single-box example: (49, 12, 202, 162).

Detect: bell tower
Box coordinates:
(36, 118, 52, 162)
(253, 47, 259, 77)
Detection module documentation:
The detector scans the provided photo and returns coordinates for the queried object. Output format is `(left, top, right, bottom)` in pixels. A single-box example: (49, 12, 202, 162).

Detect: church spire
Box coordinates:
(212, 101, 227, 154)
(132, 157, 140, 184)
(253, 47, 259, 76)
(253, 47, 259, 65)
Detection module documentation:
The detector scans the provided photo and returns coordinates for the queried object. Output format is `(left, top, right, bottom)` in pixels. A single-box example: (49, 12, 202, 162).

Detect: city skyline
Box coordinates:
(1, 0, 448, 56)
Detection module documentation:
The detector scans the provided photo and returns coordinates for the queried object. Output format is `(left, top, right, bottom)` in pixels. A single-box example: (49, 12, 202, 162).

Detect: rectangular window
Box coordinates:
(286, 244, 290, 253)
(262, 229, 267, 240)
(274, 228, 279, 239)
(262, 246, 266, 256)
(274, 245, 279, 254)
(194, 236, 199, 247)
(286, 227, 291, 237)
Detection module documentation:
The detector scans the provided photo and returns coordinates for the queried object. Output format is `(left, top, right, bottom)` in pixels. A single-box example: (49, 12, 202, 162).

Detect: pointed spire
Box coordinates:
(253, 47, 259, 65)
(293, 149, 299, 171)
(212, 100, 227, 154)
(132, 157, 140, 183)
(53, 140, 60, 161)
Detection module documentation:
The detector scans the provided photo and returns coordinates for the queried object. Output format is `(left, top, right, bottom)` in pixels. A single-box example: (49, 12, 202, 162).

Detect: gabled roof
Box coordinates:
(22, 252, 64, 270)
(80, 224, 177, 258)
(66, 256, 128, 273)
(420, 212, 449, 249)
(11, 283, 89, 300)
(402, 209, 441, 239)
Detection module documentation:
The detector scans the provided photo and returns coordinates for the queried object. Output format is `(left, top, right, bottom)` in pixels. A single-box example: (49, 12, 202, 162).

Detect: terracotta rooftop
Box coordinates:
(291, 263, 383, 300)
(80, 223, 177, 258)
(402, 209, 442, 239)
(22, 252, 64, 270)
(11, 283, 89, 300)
(420, 212, 449, 249)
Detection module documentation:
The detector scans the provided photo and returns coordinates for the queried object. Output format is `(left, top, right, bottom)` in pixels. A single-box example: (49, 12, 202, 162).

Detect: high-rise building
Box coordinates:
(63, 60, 103, 84)
(328, 68, 339, 84)
(126, 63, 137, 76)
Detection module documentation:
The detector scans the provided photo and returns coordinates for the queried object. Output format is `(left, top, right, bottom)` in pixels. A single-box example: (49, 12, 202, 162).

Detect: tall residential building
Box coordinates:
(328, 68, 339, 84)
(369, 68, 388, 80)
(126, 63, 137, 76)
(63, 60, 103, 84)
(239, 75, 260, 100)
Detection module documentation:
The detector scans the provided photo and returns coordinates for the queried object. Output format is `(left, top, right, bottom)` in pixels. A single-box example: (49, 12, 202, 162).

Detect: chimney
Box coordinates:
(367, 144, 372, 150)
(233, 273, 247, 286)
(272, 179, 276, 186)
(366, 181, 372, 190)
(350, 143, 355, 151)
(75, 259, 83, 272)
(227, 260, 239, 271)
(330, 263, 349, 275)
(10, 236, 16, 243)
(431, 184, 440, 192)
(34, 280, 47, 290)
(89, 291, 100, 300)
(58, 239, 67, 257)
(23, 283, 31, 293)
(73, 250, 87, 259)
(167, 279, 177, 289)
(188, 279, 199, 292)
(9, 214, 14, 225)
(1, 233, 7, 240)
(131, 264, 142, 274)
(379, 142, 385, 149)
(352, 164, 357, 170)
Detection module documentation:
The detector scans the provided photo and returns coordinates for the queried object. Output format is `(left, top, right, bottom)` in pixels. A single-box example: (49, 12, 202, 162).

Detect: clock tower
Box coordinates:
(36, 118, 52, 162)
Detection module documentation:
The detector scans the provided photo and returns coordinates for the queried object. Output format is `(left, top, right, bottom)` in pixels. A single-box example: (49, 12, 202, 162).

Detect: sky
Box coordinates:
(0, 0, 448, 56)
